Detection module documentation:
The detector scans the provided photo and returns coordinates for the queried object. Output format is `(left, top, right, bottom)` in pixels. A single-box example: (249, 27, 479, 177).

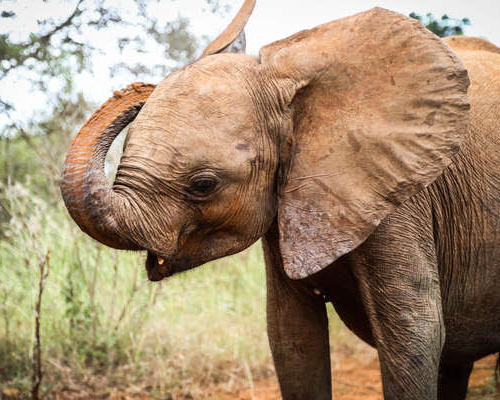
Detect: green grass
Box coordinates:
(0, 179, 356, 398)
(0, 180, 270, 396)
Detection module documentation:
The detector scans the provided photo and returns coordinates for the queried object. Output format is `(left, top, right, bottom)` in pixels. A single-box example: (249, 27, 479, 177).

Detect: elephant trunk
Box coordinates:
(60, 83, 155, 250)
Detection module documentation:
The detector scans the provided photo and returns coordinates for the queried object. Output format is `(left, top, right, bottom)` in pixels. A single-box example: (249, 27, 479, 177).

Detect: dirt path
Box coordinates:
(210, 350, 498, 400)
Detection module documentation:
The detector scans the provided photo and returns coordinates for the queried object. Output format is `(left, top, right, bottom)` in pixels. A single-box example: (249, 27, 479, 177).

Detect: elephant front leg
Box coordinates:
(351, 209, 445, 400)
(262, 223, 332, 400)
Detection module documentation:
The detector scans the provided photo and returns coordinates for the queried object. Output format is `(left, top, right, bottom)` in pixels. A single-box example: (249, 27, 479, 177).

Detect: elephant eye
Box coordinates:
(187, 173, 219, 197)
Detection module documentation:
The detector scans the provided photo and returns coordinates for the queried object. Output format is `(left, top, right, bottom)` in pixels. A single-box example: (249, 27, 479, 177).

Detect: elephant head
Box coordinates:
(61, 3, 469, 281)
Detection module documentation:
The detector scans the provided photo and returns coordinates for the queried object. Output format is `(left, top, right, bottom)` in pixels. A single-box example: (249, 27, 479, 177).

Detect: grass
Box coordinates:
(0, 179, 355, 398)
(0, 180, 262, 396)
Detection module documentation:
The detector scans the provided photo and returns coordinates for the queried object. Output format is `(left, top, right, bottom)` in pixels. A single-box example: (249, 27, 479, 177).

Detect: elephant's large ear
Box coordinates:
(259, 8, 470, 279)
(201, 0, 255, 56)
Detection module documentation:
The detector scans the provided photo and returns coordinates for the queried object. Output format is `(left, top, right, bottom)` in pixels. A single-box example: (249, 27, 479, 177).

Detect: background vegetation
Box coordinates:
(0, 2, 495, 399)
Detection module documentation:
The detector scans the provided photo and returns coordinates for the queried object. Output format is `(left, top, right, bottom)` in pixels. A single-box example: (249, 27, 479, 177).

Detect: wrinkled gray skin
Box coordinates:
(61, 9, 500, 400)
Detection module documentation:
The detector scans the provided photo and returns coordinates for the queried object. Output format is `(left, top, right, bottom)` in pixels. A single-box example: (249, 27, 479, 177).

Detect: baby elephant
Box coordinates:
(61, 1, 500, 399)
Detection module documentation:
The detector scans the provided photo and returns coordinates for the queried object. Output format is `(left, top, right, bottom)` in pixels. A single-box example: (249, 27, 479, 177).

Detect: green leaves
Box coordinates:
(409, 12, 471, 38)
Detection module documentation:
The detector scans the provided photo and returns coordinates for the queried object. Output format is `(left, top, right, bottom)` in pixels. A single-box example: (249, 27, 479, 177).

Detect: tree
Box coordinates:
(409, 12, 471, 38)
(0, 0, 228, 199)
(0, 0, 219, 121)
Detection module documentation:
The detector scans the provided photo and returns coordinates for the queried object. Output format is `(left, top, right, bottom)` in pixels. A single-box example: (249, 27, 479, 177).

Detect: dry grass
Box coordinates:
(0, 180, 360, 399)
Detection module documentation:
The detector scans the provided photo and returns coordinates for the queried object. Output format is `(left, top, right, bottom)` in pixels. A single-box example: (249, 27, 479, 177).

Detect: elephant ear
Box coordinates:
(259, 8, 470, 279)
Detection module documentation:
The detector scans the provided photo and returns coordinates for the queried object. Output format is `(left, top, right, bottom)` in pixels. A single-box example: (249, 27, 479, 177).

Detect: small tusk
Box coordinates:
(158, 257, 164, 265)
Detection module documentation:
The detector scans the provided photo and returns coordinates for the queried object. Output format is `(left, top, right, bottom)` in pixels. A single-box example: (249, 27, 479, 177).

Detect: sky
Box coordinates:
(1, 0, 499, 127)
(244, 0, 500, 54)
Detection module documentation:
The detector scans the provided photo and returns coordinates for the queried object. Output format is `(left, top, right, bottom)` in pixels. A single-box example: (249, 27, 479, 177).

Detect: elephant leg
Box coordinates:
(351, 201, 445, 400)
(262, 222, 332, 400)
(437, 362, 473, 400)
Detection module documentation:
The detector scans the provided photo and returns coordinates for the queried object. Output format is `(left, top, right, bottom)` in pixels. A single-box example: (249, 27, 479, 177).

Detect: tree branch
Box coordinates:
(38, 0, 84, 44)
(1, 0, 84, 79)
(31, 250, 50, 400)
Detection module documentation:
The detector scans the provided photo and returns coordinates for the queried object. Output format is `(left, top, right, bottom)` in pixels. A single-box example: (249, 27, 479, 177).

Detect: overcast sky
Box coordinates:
(244, 0, 500, 54)
(1, 0, 499, 127)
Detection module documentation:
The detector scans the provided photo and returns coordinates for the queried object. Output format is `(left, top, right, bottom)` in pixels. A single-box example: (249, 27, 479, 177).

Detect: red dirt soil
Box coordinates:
(209, 350, 498, 400)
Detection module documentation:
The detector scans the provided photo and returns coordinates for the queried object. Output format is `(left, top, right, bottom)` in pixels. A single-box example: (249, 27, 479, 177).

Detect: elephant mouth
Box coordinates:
(146, 251, 175, 281)
(145, 250, 195, 281)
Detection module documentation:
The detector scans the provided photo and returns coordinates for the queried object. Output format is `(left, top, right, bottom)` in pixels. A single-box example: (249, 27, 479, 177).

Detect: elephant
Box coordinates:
(60, 1, 500, 399)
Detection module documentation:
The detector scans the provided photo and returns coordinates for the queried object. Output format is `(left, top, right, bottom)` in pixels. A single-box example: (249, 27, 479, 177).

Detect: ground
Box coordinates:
(208, 350, 498, 400)
(6, 345, 495, 400)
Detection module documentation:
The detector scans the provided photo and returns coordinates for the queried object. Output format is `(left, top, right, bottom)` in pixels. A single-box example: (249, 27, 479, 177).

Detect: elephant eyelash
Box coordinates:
(184, 172, 221, 200)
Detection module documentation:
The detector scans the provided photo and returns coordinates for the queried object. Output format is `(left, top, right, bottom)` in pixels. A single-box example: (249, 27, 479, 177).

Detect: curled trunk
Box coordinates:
(60, 82, 155, 249)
